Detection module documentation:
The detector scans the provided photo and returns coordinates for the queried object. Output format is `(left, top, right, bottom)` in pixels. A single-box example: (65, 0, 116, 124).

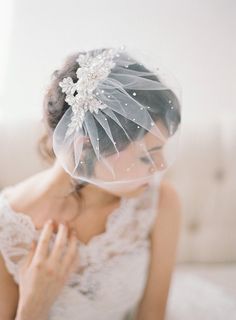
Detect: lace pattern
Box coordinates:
(0, 182, 160, 320)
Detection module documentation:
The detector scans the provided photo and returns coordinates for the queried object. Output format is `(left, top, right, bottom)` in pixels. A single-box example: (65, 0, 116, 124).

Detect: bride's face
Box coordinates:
(93, 120, 169, 196)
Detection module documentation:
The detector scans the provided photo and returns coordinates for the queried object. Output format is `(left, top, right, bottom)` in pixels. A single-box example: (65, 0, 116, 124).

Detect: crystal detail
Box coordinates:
(59, 46, 124, 138)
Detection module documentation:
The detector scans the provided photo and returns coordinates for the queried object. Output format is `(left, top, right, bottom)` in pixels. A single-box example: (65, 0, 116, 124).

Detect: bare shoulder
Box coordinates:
(2, 170, 48, 217)
(150, 179, 183, 240)
(159, 179, 182, 208)
(158, 179, 182, 216)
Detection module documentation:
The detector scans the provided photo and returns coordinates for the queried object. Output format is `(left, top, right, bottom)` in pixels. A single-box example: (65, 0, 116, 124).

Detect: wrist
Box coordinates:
(16, 302, 49, 320)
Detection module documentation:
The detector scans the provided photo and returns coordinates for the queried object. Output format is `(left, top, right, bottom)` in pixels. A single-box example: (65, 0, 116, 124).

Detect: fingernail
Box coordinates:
(60, 223, 67, 228)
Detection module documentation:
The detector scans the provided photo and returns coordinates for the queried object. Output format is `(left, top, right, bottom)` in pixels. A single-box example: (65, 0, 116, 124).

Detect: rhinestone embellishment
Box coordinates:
(59, 47, 123, 138)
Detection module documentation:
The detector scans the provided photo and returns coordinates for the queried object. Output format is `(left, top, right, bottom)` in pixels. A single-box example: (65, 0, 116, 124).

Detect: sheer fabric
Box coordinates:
(0, 183, 159, 320)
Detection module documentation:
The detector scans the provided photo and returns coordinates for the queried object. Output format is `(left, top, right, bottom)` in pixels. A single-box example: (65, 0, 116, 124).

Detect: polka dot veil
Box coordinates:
(52, 45, 182, 191)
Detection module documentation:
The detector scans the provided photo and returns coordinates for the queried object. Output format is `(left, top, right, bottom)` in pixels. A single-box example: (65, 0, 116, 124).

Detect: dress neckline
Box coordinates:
(0, 185, 152, 249)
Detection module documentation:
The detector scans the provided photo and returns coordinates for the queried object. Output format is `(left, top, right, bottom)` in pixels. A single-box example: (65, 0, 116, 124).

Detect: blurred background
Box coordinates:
(0, 0, 235, 315)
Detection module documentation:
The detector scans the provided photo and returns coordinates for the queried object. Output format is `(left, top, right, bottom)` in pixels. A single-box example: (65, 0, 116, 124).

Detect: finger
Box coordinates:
(33, 219, 54, 261)
(61, 231, 78, 275)
(49, 223, 68, 263)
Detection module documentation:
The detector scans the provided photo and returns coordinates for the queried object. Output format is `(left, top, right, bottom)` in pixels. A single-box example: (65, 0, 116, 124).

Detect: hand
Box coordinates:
(16, 220, 79, 320)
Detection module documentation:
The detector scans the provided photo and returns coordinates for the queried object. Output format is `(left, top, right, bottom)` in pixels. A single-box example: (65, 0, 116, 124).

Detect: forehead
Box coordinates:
(142, 120, 169, 149)
(116, 119, 169, 159)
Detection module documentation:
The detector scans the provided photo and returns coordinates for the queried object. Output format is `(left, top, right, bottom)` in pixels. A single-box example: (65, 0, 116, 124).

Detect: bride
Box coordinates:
(0, 46, 234, 320)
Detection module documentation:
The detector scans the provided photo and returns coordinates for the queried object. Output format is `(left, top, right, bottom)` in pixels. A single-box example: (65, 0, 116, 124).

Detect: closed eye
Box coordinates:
(139, 146, 163, 164)
(140, 156, 152, 164)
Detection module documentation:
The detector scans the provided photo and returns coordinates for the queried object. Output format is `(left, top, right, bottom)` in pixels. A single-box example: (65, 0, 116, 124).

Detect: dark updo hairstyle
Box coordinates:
(38, 47, 181, 202)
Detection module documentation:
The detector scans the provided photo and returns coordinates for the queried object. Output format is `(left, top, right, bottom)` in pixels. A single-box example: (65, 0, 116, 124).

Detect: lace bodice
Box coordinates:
(0, 182, 160, 320)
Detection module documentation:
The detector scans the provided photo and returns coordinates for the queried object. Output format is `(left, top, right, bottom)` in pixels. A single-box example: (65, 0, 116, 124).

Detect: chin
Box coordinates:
(124, 183, 149, 197)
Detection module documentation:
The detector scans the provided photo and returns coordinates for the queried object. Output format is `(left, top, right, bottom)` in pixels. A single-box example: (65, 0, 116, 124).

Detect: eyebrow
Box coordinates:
(140, 145, 163, 156)
(147, 145, 163, 152)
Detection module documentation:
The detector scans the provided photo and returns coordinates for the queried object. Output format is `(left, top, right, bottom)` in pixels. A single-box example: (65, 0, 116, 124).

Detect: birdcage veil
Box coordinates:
(52, 44, 182, 191)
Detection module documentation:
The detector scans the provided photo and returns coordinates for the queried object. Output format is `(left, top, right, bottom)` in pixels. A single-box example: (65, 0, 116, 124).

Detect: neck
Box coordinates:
(41, 160, 120, 209)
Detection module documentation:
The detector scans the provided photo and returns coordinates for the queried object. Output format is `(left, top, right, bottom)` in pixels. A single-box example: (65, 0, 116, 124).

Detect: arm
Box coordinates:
(135, 180, 183, 320)
(0, 253, 19, 320)
(0, 253, 49, 320)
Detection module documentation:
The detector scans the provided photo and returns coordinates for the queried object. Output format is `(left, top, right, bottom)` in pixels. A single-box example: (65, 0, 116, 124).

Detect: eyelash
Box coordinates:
(140, 149, 162, 164)
(140, 156, 152, 164)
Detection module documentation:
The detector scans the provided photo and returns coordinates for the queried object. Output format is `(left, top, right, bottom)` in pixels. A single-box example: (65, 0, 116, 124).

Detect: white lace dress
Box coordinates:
(0, 183, 235, 320)
(0, 183, 159, 320)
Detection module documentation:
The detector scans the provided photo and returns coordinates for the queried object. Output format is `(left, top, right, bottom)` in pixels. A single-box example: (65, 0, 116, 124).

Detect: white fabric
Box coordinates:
(0, 183, 236, 320)
(166, 270, 236, 320)
(0, 183, 159, 320)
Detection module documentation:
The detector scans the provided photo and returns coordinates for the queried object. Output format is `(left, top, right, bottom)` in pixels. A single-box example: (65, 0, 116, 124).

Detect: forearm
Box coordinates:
(134, 305, 166, 320)
(134, 312, 165, 320)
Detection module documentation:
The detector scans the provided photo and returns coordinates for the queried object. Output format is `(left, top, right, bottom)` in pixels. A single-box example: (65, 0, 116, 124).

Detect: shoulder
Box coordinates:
(158, 179, 182, 213)
(1, 170, 47, 210)
(0, 173, 41, 228)
(150, 179, 182, 241)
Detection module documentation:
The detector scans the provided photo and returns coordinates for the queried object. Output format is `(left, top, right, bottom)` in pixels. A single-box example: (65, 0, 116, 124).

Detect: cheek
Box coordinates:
(116, 156, 150, 178)
(151, 151, 168, 169)
(94, 151, 149, 181)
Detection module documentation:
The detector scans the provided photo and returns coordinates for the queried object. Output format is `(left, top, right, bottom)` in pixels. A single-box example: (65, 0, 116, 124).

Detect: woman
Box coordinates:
(1, 46, 233, 320)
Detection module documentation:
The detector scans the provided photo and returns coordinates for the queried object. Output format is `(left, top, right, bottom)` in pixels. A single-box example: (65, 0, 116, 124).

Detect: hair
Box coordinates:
(38, 48, 181, 203)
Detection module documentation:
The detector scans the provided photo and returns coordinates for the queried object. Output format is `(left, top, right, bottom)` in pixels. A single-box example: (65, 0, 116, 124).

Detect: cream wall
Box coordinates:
(0, 0, 235, 122)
